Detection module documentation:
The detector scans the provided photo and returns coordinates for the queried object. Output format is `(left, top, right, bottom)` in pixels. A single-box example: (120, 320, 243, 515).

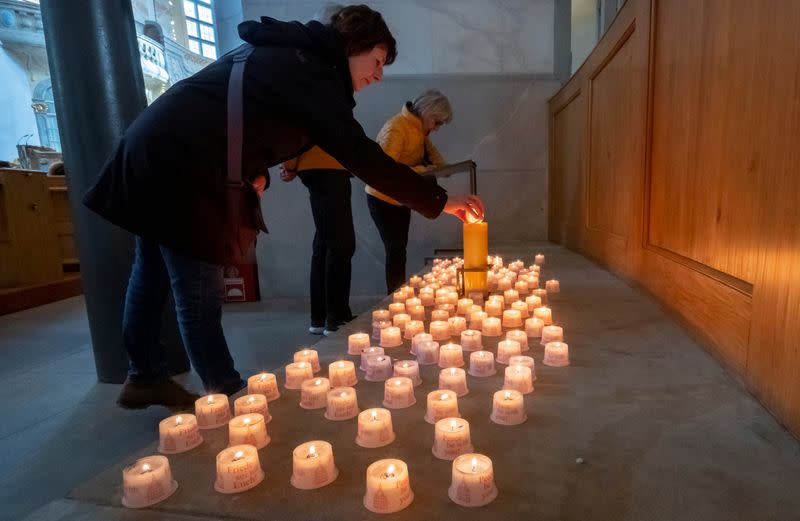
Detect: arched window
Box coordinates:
(31, 78, 61, 152)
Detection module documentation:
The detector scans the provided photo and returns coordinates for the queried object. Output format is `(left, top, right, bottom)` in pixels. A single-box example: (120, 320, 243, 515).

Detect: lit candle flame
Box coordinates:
(315, 379, 322, 386)
(450, 368, 456, 376)
(207, 396, 214, 404)
(395, 379, 402, 386)
(307, 444, 317, 458)
(248, 396, 255, 403)
(302, 350, 309, 356)
(370, 410, 378, 421)
(440, 393, 449, 400)
(260, 373, 267, 381)
(243, 417, 251, 425)
(141, 463, 152, 474)
(234, 450, 244, 461)
(402, 362, 409, 368)
(479, 351, 485, 358)
(450, 419, 458, 431)
(516, 366, 522, 374)
(471, 457, 478, 473)
(339, 391, 347, 398)
(384, 463, 396, 478)
(339, 361, 345, 368)
(504, 391, 512, 400)
(175, 416, 183, 425)
(298, 362, 306, 368)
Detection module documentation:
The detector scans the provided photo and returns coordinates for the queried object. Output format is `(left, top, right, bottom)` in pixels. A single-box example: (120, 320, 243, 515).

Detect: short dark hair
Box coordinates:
(330, 5, 397, 65)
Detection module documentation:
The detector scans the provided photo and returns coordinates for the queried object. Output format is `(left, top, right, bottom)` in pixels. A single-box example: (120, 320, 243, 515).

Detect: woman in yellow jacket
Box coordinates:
(366, 90, 453, 293)
(282, 147, 355, 335)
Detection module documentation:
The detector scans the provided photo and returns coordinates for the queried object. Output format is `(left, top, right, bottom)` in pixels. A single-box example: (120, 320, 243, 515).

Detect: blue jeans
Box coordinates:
(122, 236, 243, 393)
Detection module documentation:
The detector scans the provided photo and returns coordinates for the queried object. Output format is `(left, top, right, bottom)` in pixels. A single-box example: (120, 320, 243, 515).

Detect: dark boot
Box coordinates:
(117, 378, 200, 411)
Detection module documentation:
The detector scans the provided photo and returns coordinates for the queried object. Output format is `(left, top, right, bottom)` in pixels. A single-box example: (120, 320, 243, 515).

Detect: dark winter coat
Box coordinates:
(84, 17, 447, 263)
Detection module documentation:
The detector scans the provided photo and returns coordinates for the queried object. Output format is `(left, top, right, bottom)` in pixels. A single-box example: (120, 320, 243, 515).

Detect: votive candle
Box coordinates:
(490, 389, 526, 425)
(285, 362, 314, 390)
(544, 341, 570, 367)
(432, 418, 473, 461)
(195, 394, 230, 430)
(348, 333, 371, 355)
(228, 413, 270, 449)
(382, 377, 416, 409)
(300, 378, 330, 410)
(324, 386, 359, 421)
(291, 441, 338, 489)
(425, 390, 460, 424)
(363, 459, 413, 513)
(393, 360, 422, 386)
(481, 317, 502, 337)
(448, 454, 498, 507)
(329, 360, 358, 387)
(468, 350, 496, 377)
(158, 414, 203, 454)
(247, 372, 280, 401)
(356, 408, 395, 448)
(439, 367, 469, 396)
(214, 445, 264, 494)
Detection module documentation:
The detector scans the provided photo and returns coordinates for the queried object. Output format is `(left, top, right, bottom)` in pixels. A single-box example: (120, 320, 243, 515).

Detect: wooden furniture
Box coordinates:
(46, 174, 79, 270)
(549, 0, 800, 437)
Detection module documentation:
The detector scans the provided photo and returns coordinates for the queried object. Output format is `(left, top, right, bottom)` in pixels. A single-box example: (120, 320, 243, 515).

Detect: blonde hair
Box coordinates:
(410, 90, 453, 124)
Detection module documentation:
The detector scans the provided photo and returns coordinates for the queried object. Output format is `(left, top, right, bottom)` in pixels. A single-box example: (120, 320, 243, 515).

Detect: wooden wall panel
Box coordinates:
(549, 92, 585, 249)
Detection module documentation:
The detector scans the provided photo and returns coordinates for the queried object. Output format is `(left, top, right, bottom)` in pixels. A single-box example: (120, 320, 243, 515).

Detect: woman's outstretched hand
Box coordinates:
(443, 194, 485, 223)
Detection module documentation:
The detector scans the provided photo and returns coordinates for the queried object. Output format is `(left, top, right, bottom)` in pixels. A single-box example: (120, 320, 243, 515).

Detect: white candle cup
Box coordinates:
(324, 387, 360, 421)
(460, 329, 483, 351)
(503, 289, 519, 305)
(300, 378, 331, 409)
(363, 459, 414, 514)
(484, 299, 503, 317)
(380, 326, 403, 348)
(433, 417, 474, 461)
(388, 302, 406, 317)
(328, 360, 358, 387)
(405, 297, 422, 309)
(214, 444, 264, 494)
(466, 304, 483, 317)
(372, 319, 392, 340)
(506, 330, 530, 352)
(435, 288, 451, 299)
(544, 341, 570, 367)
(233, 394, 271, 422)
(158, 414, 203, 454)
(416, 340, 440, 365)
(468, 350, 496, 377)
(411, 332, 432, 355)
(541, 325, 564, 346)
(356, 408, 396, 448)
(430, 320, 451, 342)
(365, 355, 394, 382)
(438, 343, 465, 368)
(195, 394, 230, 430)
(481, 317, 502, 337)
(448, 316, 467, 337)
(525, 317, 545, 338)
(403, 320, 425, 340)
(393, 360, 422, 386)
(439, 367, 469, 397)
(533, 306, 553, 326)
(348, 333, 371, 355)
(372, 309, 391, 322)
(228, 413, 270, 449)
(534, 253, 545, 265)
(501, 309, 523, 329)
(360, 347, 384, 371)
(496, 277, 513, 292)
(382, 377, 416, 409)
(508, 355, 536, 381)
(285, 362, 314, 390)
(409, 275, 423, 288)
(290, 441, 339, 490)
(392, 313, 411, 332)
(546, 279, 560, 293)
(511, 300, 529, 318)
(448, 454, 498, 507)
(490, 389, 527, 426)
(444, 293, 459, 307)
(431, 309, 450, 322)
(503, 365, 533, 394)
(532, 288, 548, 306)
(407, 304, 426, 321)
(121, 455, 178, 508)
(469, 311, 488, 331)
(528, 275, 540, 288)
(294, 349, 321, 373)
(437, 303, 456, 318)
(514, 280, 530, 295)
(402, 285, 416, 300)
(525, 295, 542, 312)
(419, 290, 435, 307)
(247, 372, 280, 402)
(392, 290, 406, 303)
(456, 298, 474, 315)
(425, 390, 460, 424)
(496, 339, 522, 364)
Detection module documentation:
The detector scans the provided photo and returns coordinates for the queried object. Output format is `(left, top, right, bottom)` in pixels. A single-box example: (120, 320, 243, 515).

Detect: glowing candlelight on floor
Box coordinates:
(508, 355, 536, 381)
(439, 367, 469, 396)
(294, 349, 320, 373)
(411, 332, 432, 355)
(228, 413, 270, 449)
(419, 289, 435, 307)
(481, 317, 502, 337)
(438, 342, 465, 368)
(456, 298, 474, 315)
(448, 454, 498, 507)
(496, 339, 522, 364)
(363, 459, 414, 514)
(329, 360, 357, 387)
(430, 309, 449, 323)
(393, 360, 421, 386)
(122, 455, 177, 508)
(490, 389, 526, 425)
(360, 346, 384, 371)
(403, 320, 424, 340)
(348, 333, 371, 355)
(382, 377, 416, 409)
(437, 303, 456, 318)
(448, 316, 467, 337)
(405, 298, 422, 310)
(233, 394, 270, 422)
(460, 329, 483, 351)
(546, 279, 560, 293)
(432, 418, 473, 461)
(497, 277, 513, 292)
(158, 414, 203, 454)
(247, 372, 280, 402)
(285, 362, 314, 390)
(372, 319, 392, 340)
(290, 441, 338, 490)
(525, 317, 544, 338)
(392, 313, 411, 332)
(372, 309, 391, 322)
(388, 302, 406, 317)
(365, 356, 394, 382)
(541, 325, 564, 345)
(324, 386, 359, 421)
(195, 394, 230, 429)
(514, 280, 529, 295)
(416, 340, 440, 365)
(544, 341, 570, 366)
(300, 378, 330, 409)
(503, 289, 519, 305)
(356, 408, 395, 448)
(534, 253, 544, 265)
(408, 304, 426, 321)
(503, 365, 533, 394)
(380, 326, 403, 348)
(392, 290, 406, 303)
(533, 306, 553, 326)
(430, 320, 451, 341)
(401, 285, 415, 299)
(469, 310, 488, 330)
(214, 445, 264, 494)
(484, 299, 503, 317)
(409, 275, 422, 287)
(468, 350, 496, 377)
(506, 329, 529, 352)
(425, 390, 460, 424)
(532, 288, 548, 305)
(511, 300, 529, 318)
(502, 309, 523, 329)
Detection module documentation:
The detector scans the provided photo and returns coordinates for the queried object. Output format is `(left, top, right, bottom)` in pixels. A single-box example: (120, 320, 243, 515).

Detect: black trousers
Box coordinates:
(367, 193, 411, 294)
(299, 170, 355, 328)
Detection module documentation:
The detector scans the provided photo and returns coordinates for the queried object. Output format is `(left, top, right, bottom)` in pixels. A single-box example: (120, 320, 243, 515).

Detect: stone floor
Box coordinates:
(4, 243, 800, 521)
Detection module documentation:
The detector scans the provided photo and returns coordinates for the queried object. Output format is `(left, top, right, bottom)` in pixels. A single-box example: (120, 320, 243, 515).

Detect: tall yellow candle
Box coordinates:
(463, 222, 488, 294)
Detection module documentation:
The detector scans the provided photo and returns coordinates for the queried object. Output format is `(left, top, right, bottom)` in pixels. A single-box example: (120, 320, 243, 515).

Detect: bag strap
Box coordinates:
(227, 45, 255, 186)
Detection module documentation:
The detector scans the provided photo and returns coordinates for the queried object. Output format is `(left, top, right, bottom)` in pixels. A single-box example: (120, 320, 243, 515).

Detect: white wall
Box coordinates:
(0, 46, 39, 163)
